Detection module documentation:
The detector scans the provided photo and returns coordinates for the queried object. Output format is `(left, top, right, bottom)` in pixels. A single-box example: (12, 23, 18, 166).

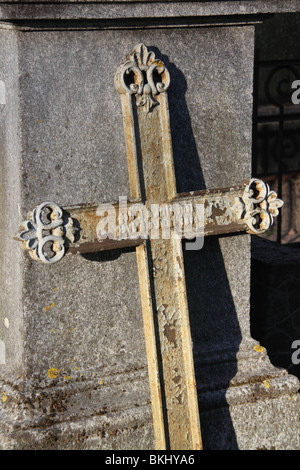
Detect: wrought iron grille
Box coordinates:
(252, 52, 300, 244)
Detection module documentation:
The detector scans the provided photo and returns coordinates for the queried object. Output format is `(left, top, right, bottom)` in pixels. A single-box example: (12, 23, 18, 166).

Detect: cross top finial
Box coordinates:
(114, 43, 170, 113)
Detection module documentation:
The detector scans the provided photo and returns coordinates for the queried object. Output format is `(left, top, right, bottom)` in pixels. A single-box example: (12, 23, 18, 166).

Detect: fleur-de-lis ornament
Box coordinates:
(243, 178, 284, 234)
(14, 202, 78, 264)
(114, 43, 170, 113)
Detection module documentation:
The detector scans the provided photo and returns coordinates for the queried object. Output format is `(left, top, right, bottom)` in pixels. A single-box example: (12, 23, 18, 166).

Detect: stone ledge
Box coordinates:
(0, 405, 154, 450)
(0, 0, 299, 24)
(194, 338, 300, 411)
(0, 365, 152, 432)
(200, 392, 300, 449)
(0, 0, 299, 13)
(0, 366, 155, 449)
(198, 374, 299, 411)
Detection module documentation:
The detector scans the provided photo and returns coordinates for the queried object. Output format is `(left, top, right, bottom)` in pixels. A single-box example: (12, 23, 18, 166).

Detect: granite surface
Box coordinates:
(0, 9, 299, 449)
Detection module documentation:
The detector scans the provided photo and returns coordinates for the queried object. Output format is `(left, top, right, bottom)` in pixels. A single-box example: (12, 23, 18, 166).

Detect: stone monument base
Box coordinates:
(0, 363, 155, 450)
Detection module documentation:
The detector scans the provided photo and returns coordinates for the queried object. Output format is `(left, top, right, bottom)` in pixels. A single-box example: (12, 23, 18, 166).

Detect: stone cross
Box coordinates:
(15, 44, 283, 450)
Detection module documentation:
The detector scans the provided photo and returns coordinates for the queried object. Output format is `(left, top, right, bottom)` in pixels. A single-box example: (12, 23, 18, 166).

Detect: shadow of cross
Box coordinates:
(15, 44, 283, 451)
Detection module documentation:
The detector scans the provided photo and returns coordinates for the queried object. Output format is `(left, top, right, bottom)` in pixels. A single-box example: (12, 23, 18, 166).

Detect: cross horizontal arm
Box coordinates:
(15, 177, 282, 264)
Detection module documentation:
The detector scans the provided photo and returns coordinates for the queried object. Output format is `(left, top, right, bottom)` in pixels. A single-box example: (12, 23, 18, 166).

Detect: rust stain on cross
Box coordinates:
(15, 44, 283, 450)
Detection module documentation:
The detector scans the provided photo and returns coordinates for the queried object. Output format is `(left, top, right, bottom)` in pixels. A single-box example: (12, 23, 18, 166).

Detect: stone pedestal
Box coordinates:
(0, 1, 299, 450)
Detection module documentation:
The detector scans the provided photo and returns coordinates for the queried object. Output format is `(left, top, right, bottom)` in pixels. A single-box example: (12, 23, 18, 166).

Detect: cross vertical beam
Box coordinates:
(115, 44, 202, 450)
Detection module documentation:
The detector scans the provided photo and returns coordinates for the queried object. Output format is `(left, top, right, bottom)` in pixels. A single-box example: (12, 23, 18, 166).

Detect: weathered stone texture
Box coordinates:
(0, 2, 299, 450)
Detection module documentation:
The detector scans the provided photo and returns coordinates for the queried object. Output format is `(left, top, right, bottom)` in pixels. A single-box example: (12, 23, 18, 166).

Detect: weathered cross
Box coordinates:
(15, 44, 283, 450)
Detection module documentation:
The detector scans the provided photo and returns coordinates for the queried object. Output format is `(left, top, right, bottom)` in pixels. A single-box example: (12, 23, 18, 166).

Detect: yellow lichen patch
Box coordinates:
(1, 392, 8, 403)
(47, 367, 59, 379)
(45, 302, 55, 312)
(99, 378, 104, 385)
(63, 375, 70, 381)
(263, 380, 271, 389)
(254, 344, 264, 353)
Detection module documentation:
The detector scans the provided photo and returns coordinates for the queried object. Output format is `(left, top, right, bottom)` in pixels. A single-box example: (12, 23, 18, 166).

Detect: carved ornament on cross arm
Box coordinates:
(14, 202, 78, 264)
(242, 178, 284, 234)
